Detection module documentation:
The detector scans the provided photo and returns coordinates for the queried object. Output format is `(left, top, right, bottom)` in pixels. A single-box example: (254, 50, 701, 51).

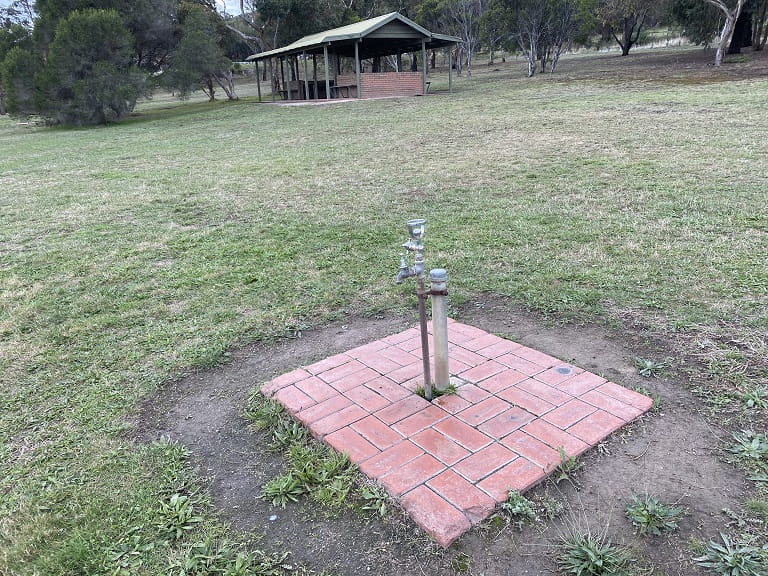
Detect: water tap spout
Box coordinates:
(395, 253, 413, 284)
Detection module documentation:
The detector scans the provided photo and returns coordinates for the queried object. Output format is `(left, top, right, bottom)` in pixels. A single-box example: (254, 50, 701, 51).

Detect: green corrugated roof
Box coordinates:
(247, 12, 457, 61)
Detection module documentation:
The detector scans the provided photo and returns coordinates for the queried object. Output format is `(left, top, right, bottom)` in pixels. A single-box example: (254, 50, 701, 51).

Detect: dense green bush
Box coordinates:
(35, 9, 146, 125)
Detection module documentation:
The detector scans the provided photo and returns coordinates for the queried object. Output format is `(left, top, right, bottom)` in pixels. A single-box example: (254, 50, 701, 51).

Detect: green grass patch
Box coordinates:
(1, 47, 767, 573)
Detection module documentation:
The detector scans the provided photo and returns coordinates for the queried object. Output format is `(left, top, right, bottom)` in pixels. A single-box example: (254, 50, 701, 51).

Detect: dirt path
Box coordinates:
(134, 297, 745, 575)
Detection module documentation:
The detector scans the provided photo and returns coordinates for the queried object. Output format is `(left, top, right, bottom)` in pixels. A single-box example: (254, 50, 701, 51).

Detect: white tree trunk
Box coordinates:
(703, 0, 746, 66)
(215, 70, 238, 100)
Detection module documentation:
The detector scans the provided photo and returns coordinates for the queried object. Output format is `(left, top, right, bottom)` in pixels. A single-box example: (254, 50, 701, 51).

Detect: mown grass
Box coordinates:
(1, 47, 766, 573)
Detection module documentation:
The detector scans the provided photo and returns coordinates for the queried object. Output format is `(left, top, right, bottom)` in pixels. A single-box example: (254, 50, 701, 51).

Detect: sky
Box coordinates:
(215, 1, 243, 15)
(0, 1, 242, 14)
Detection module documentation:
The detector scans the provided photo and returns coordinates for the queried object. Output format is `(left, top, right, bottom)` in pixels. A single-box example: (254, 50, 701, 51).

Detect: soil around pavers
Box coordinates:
(133, 298, 745, 576)
(262, 319, 654, 547)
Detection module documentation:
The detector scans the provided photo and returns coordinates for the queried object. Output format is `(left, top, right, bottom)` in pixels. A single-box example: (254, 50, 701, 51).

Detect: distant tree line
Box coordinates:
(1, 0, 765, 124)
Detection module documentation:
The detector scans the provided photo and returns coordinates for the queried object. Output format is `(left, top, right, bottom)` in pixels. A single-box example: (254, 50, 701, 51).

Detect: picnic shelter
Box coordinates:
(246, 12, 460, 102)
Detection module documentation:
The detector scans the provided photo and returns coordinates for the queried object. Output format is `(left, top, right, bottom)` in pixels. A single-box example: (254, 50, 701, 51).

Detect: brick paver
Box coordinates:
(264, 320, 653, 548)
(411, 428, 471, 465)
(453, 442, 516, 482)
(379, 453, 445, 496)
(351, 415, 403, 450)
(427, 469, 496, 523)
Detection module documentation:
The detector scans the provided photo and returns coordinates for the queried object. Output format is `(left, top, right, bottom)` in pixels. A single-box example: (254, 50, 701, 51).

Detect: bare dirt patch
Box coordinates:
(134, 297, 746, 575)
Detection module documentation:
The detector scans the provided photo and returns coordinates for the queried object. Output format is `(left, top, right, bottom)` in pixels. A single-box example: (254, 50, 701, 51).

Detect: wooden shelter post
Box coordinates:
(312, 54, 318, 100)
(302, 51, 309, 100)
(268, 57, 275, 102)
(448, 48, 452, 93)
(288, 57, 294, 100)
(354, 40, 361, 98)
(323, 45, 331, 99)
(421, 39, 427, 94)
(255, 59, 262, 101)
(279, 57, 286, 100)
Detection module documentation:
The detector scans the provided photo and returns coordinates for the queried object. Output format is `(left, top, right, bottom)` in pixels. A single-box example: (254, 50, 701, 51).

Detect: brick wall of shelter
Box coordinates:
(336, 72, 423, 98)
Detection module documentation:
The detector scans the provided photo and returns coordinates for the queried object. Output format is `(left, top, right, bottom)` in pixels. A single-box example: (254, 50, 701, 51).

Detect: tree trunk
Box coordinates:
(215, 70, 238, 100)
(707, 0, 746, 66)
(550, 42, 564, 73)
(716, 14, 736, 64)
(539, 44, 551, 73)
(728, 8, 752, 52)
(753, 0, 768, 50)
(526, 37, 536, 77)
(204, 77, 216, 101)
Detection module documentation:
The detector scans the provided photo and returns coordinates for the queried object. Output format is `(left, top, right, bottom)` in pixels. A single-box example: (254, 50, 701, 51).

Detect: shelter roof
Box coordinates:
(246, 12, 460, 61)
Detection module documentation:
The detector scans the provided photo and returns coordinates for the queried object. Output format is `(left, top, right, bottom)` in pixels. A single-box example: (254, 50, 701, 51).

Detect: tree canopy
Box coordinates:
(35, 8, 145, 125)
(0, 0, 245, 124)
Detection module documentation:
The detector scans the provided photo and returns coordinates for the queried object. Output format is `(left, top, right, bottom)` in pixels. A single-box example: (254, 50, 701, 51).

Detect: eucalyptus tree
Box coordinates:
(700, 0, 747, 64)
(671, 0, 750, 63)
(416, 0, 482, 76)
(752, 0, 768, 50)
(669, 0, 722, 45)
(594, 0, 666, 55)
(163, 2, 237, 100)
(513, 0, 547, 76)
(234, 0, 346, 53)
(545, 0, 581, 72)
(480, 0, 515, 64)
(510, 0, 584, 76)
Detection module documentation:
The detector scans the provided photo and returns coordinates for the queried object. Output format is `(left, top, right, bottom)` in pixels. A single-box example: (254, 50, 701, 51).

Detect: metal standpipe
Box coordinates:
(394, 219, 449, 402)
(430, 269, 449, 393)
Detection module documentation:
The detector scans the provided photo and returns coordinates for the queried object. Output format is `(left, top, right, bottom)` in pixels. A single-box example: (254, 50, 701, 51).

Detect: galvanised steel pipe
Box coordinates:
(394, 218, 433, 400)
(429, 268, 449, 392)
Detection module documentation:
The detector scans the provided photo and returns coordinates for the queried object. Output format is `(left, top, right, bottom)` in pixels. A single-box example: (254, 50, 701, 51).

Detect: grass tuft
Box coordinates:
(694, 533, 768, 576)
(558, 532, 633, 576)
(625, 494, 684, 536)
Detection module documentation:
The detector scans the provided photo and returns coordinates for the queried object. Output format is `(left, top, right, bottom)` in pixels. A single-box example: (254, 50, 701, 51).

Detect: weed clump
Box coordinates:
(625, 494, 683, 536)
(501, 490, 538, 529)
(694, 533, 768, 576)
(558, 533, 633, 576)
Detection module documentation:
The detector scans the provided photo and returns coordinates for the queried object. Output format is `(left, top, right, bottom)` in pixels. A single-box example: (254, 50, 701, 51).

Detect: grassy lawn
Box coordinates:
(1, 46, 766, 574)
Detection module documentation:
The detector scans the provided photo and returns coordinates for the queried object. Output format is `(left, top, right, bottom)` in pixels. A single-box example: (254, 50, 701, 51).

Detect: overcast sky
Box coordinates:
(215, 1, 243, 15)
(0, 1, 243, 14)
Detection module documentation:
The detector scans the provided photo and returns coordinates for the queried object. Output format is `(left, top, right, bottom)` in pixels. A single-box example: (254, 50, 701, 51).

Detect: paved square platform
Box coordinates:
(261, 319, 653, 547)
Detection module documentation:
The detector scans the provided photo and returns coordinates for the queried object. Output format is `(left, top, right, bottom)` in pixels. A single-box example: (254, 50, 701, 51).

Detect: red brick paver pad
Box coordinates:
(262, 319, 653, 548)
